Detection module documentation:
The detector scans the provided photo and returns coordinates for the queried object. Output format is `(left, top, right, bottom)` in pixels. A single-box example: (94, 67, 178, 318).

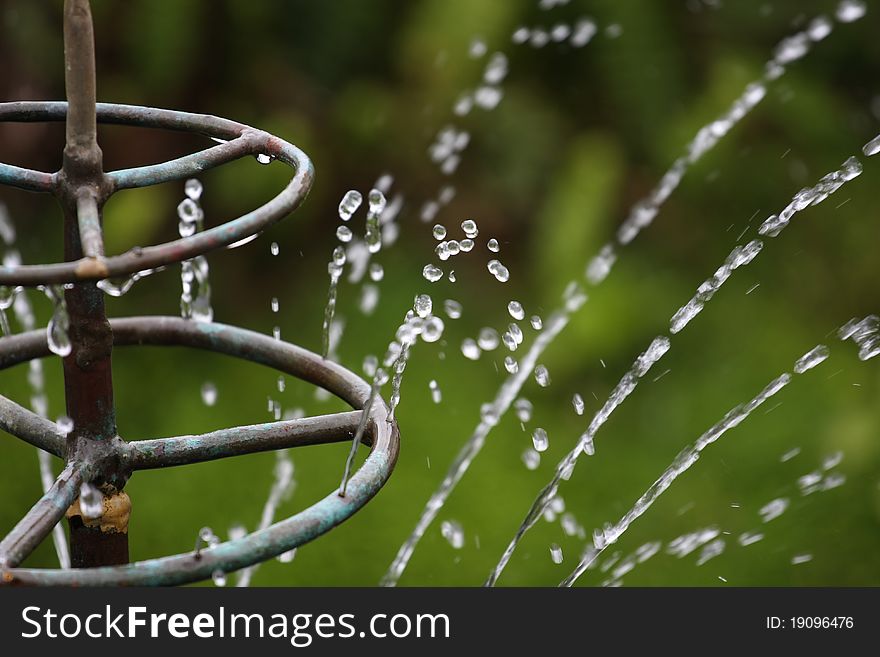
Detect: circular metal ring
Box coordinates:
(1, 317, 398, 586)
(0, 101, 314, 286)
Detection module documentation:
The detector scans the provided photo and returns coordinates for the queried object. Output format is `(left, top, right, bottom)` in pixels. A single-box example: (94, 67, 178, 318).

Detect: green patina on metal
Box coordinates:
(0, 0, 398, 587)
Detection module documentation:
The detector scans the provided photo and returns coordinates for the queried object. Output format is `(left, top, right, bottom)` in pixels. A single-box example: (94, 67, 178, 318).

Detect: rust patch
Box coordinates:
(66, 490, 131, 534)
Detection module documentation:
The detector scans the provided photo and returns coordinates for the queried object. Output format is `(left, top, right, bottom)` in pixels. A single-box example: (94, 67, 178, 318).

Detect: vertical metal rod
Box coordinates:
(60, 0, 128, 566)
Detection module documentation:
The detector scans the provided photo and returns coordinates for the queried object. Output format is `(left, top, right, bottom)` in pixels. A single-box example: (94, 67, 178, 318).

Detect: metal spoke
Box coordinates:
(109, 134, 258, 190)
(0, 462, 82, 569)
(0, 163, 56, 194)
(0, 394, 66, 458)
(130, 410, 367, 470)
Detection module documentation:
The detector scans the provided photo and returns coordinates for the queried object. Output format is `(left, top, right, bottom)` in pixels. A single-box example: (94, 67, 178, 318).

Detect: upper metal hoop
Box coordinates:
(0, 101, 314, 286)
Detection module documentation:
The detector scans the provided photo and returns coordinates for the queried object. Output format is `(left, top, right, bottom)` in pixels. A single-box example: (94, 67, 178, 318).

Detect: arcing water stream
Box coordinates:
(0, 0, 875, 586)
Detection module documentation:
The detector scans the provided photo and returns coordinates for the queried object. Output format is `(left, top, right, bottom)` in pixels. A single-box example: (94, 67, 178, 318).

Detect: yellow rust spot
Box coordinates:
(2, 571, 13, 583)
(66, 490, 131, 534)
(74, 256, 109, 279)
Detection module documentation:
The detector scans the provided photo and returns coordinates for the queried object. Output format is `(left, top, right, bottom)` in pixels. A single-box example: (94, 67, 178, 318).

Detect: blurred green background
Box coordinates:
(1, 0, 879, 586)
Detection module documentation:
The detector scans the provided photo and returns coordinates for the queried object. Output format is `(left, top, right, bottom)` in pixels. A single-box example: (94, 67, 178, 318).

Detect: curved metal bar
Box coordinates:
(1, 316, 399, 586)
(109, 133, 259, 191)
(0, 102, 314, 287)
(0, 394, 67, 457)
(0, 101, 248, 141)
(0, 162, 56, 194)
(130, 410, 366, 470)
(0, 463, 82, 569)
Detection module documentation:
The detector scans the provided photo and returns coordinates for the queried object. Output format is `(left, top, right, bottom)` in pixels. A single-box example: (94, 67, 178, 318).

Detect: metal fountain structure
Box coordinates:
(0, 0, 399, 586)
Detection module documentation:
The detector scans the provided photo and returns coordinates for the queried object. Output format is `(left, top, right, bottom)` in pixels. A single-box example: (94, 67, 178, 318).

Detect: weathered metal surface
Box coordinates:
(130, 410, 366, 470)
(0, 0, 396, 586)
(0, 395, 67, 457)
(67, 490, 130, 568)
(0, 102, 314, 287)
(0, 463, 83, 570)
(0, 317, 399, 586)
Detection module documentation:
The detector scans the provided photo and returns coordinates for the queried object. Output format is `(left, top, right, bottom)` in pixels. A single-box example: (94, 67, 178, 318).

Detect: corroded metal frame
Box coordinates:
(0, 317, 399, 586)
(0, 0, 398, 586)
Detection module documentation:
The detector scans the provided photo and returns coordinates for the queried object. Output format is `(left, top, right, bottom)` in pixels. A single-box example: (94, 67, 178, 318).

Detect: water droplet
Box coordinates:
(429, 379, 442, 404)
(484, 52, 508, 84)
(336, 225, 353, 242)
(487, 238, 500, 252)
(836, 0, 866, 23)
(582, 433, 595, 456)
(512, 27, 530, 44)
(469, 38, 487, 58)
(551, 23, 571, 42)
(212, 569, 227, 586)
(270, 242, 280, 256)
(550, 543, 563, 564)
(277, 376, 286, 393)
(514, 398, 533, 423)
(863, 134, 880, 157)
(56, 415, 73, 435)
(488, 259, 510, 282)
(45, 286, 71, 357)
(433, 224, 447, 240)
(184, 178, 203, 201)
(502, 331, 518, 351)
(570, 19, 597, 47)
(534, 364, 551, 387)
(338, 190, 363, 221)
(421, 316, 445, 343)
(532, 427, 549, 452)
(478, 327, 500, 351)
(441, 520, 464, 549)
(572, 393, 585, 415)
(507, 300, 525, 320)
(255, 153, 273, 165)
(530, 315, 543, 330)
(508, 323, 523, 345)
(200, 381, 217, 406)
(793, 345, 829, 373)
(441, 299, 462, 320)
(759, 497, 789, 523)
(521, 448, 540, 470)
(561, 513, 579, 537)
(461, 219, 478, 238)
(363, 354, 378, 377)
(504, 356, 518, 373)
(270, 297, 279, 313)
(807, 15, 833, 41)
(422, 264, 444, 282)
(79, 482, 104, 519)
(414, 294, 433, 318)
(448, 270, 457, 283)
(461, 338, 481, 360)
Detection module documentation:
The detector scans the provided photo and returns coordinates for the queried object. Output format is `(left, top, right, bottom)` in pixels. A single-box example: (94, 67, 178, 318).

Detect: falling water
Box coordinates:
(381, 285, 586, 586)
(43, 285, 71, 357)
(236, 452, 295, 586)
(3, 230, 70, 567)
(384, 6, 868, 587)
(586, 5, 865, 284)
(558, 339, 849, 587)
(177, 180, 213, 322)
(485, 335, 670, 586)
